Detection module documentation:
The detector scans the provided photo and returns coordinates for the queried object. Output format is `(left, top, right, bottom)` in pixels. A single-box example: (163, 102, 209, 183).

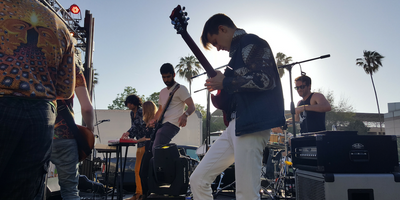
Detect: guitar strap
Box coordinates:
(57, 101, 92, 159)
(150, 83, 180, 141)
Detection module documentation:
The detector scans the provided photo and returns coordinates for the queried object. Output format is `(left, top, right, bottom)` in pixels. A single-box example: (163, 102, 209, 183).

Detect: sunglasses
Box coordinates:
(294, 85, 308, 90)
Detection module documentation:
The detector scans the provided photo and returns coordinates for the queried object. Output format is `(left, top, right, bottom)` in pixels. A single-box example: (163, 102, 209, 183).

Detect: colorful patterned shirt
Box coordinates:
(53, 66, 86, 139)
(0, 0, 75, 100)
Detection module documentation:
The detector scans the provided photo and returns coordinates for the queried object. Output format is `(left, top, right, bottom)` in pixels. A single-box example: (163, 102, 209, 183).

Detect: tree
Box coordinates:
(344, 120, 370, 135)
(318, 89, 355, 130)
(146, 92, 160, 107)
(175, 55, 203, 94)
(356, 50, 384, 134)
(275, 52, 292, 78)
(108, 86, 145, 110)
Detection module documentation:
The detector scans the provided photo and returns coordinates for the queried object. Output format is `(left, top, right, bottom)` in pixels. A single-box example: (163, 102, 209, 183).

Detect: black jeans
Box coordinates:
(0, 98, 55, 199)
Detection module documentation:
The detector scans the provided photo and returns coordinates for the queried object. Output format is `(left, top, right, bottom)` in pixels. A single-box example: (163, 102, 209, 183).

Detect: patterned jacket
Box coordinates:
(223, 29, 286, 135)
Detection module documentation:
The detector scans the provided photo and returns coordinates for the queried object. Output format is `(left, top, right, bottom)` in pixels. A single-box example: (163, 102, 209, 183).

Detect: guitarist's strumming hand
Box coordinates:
(148, 119, 157, 128)
(205, 70, 225, 92)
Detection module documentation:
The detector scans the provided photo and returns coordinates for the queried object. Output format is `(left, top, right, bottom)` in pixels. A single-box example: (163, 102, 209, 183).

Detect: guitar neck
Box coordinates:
(180, 31, 216, 78)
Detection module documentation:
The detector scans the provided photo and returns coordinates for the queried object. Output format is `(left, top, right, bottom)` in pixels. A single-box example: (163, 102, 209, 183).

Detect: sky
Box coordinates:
(57, 0, 400, 124)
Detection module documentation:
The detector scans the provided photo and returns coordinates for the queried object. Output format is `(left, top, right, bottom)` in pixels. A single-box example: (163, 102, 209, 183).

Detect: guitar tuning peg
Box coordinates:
(182, 6, 186, 11)
(171, 20, 176, 25)
(184, 12, 188, 16)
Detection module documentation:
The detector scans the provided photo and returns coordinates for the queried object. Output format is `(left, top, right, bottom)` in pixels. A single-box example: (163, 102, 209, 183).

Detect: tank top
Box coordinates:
(298, 93, 326, 133)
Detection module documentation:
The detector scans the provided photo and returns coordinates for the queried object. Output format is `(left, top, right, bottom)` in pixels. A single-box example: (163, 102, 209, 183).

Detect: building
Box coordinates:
(384, 102, 400, 136)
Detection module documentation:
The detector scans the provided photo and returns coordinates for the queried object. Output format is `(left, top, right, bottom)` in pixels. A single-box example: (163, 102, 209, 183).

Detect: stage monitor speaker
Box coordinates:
(295, 169, 400, 200)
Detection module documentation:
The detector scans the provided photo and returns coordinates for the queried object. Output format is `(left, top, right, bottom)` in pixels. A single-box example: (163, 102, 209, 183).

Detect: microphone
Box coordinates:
(320, 54, 330, 59)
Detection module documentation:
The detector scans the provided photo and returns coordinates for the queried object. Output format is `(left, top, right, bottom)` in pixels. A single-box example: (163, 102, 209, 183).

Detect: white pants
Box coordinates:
(190, 119, 270, 200)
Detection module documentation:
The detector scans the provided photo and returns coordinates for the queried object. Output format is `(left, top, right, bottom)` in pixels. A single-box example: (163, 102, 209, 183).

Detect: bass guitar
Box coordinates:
(58, 102, 95, 162)
(150, 84, 181, 141)
(169, 5, 229, 126)
(77, 125, 95, 162)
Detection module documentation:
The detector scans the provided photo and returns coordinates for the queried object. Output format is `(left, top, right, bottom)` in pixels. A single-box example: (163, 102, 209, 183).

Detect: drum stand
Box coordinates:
(213, 171, 236, 198)
(261, 127, 295, 199)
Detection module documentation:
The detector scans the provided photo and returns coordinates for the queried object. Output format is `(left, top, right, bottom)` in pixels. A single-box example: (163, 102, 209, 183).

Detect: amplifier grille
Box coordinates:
(296, 173, 325, 200)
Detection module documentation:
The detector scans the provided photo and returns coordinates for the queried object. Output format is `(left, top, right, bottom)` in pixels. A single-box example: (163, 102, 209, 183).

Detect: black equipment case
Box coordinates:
(291, 131, 399, 173)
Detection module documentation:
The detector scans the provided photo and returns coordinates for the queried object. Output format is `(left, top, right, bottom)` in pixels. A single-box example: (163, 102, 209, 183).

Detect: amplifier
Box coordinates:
(291, 132, 399, 173)
(295, 169, 400, 200)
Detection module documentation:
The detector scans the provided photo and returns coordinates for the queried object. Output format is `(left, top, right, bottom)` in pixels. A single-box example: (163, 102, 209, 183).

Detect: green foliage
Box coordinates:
(108, 86, 145, 110)
(201, 109, 227, 141)
(317, 89, 355, 130)
(275, 52, 292, 78)
(175, 55, 203, 94)
(146, 92, 160, 107)
(344, 120, 370, 135)
(356, 50, 385, 134)
(194, 104, 206, 119)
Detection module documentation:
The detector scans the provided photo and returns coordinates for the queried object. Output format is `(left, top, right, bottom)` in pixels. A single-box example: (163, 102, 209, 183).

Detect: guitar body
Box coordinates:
(211, 90, 230, 126)
(150, 121, 162, 142)
(77, 125, 95, 162)
(150, 84, 181, 142)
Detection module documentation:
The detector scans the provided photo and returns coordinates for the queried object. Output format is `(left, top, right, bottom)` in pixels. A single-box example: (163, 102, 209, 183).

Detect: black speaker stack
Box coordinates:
(291, 131, 400, 200)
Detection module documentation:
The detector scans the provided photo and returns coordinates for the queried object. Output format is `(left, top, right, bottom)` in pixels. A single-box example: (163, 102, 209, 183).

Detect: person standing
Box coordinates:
(120, 94, 146, 200)
(127, 101, 158, 200)
(190, 14, 286, 200)
(50, 64, 94, 200)
(0, 0, 76, 199)
(294, 75, 331, 133)
(149, 63, 195, 152)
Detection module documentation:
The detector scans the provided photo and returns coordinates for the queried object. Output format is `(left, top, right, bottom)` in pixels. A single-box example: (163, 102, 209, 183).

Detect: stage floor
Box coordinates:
(74, 190, 279, 200)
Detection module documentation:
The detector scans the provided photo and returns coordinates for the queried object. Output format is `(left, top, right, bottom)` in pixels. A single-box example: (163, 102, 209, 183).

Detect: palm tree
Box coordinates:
(275, 52, 292, 78)
(175, 55, 203, 94)
(356, 50, 384, 134)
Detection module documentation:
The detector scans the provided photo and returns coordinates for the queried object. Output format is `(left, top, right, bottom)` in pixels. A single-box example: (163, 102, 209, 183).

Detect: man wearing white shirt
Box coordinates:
(150, 63, 195, 152)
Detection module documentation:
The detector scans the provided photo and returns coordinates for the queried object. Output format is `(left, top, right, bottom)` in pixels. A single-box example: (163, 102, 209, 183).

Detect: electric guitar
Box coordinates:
(150, 84, 181, 141)
(169, 5, 230, 126)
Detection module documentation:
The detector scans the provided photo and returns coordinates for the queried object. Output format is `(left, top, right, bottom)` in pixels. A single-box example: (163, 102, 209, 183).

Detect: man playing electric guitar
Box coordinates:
(138, 63, 195, 199)
(189, 14, 286, 200)
(149, 63, 195, 153)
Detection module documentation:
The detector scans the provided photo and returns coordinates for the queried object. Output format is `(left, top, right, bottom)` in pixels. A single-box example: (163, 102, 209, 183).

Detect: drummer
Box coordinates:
(289, 75, 331, 134)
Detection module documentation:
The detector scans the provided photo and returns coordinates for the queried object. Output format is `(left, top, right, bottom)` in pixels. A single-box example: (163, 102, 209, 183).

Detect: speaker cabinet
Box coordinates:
(295, 169, 400, 200)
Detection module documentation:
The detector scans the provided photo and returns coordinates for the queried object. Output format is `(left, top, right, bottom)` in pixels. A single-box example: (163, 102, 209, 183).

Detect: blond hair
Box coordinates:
(142, 101, 157, 124)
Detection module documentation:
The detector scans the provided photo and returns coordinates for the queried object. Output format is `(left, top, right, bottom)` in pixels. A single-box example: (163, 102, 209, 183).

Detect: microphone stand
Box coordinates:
(279, 54, 330, 137)
(192, 64, 228, 152)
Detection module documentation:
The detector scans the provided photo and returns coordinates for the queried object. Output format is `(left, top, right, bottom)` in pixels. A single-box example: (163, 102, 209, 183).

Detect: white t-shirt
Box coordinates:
(158, 82, 191, 127)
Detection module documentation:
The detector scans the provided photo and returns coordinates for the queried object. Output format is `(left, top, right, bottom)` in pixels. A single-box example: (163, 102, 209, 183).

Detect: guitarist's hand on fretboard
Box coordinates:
(205, 70, 225, 92)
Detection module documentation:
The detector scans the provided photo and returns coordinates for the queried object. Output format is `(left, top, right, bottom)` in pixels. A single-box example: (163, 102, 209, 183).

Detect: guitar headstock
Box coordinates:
(170, 5, 189, 34)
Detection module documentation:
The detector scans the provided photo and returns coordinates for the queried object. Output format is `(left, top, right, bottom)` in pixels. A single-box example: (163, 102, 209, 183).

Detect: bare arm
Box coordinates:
(295, 93, 331, 114)
(149, 104, 163, 127)
(75, 86, 94, 131)
(178, 97, 195, 127)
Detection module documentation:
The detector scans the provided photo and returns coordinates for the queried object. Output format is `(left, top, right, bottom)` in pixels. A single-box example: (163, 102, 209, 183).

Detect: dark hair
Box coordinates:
(160, 63, 175, 75)
(125, 94, 142, 107)
(201, 13, 236, 50)
(295, 75, 312, 86)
